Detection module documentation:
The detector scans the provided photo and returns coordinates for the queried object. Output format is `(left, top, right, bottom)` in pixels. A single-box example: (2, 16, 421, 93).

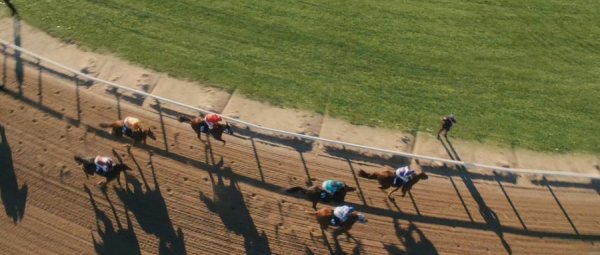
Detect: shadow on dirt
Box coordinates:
(0, 125, 28, 224)
(85, 185, 140, 255)
(383, 217, 438, 255)
(438, 137, 511, 254)
(200, 158, 272, 255)
(114, 149, 186, 255)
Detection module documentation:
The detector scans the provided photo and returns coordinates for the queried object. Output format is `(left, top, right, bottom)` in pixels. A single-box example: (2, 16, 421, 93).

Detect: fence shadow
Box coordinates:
(114, 149, 186, 255)
(0, 125, 28, 224)
(439, 137, 512, 254)
(324, 146, 411, 169)
(2, 47, 599, 251)
(200, 158, 272, 255)
(84, 185, 140, 255)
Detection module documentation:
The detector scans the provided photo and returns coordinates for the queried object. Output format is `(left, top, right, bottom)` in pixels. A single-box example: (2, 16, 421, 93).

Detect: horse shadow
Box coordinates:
(84, 185, 140, 255)
(0, 125, 28, 224)
(114, 150, 186, 255)
(199, 159, 272, 255)
(384, 217, 438, 255)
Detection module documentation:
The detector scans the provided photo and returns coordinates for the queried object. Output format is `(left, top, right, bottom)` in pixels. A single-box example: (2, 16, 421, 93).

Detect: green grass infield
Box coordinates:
(8, 0, 600, 153)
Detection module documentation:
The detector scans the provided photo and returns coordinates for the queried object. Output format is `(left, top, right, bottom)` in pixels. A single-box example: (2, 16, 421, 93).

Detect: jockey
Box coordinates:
(331, 205, 367, 226)
(393, 166, 416, 187)
(94, 156, 115, 175)
(122, 116, 141, 134)
(204, 113, 223, 130)
(321, 180, 345, 198)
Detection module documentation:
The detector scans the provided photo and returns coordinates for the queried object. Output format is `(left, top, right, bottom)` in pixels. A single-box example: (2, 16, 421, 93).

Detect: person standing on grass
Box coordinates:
(437, 114, 456, 138)
(3, 0, 18, 16)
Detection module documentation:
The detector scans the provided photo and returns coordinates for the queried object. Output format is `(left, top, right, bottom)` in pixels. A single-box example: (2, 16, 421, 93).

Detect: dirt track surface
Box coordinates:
(1, 55, 600, 255)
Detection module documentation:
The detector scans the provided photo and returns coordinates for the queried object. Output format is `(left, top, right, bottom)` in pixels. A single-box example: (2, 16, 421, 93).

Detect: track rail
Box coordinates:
(1, 39, 598, 179)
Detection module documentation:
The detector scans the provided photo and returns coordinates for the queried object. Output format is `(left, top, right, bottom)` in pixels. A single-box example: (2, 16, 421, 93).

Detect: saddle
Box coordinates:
(197, 121, 210, 134)
(319, 191, 334, 201)
(330, 215, 343, 226)
(392, 176, 407, 187)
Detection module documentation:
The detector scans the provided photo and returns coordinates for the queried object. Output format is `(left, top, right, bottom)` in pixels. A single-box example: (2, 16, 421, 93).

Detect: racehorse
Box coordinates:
(286, 183, 356, 210)
(358, 168, 428, 201)
(178, 115, 233, 144)
(307, 206, 366, 237)
(99, 120, 156, 144)
(74, 148, 131, 186)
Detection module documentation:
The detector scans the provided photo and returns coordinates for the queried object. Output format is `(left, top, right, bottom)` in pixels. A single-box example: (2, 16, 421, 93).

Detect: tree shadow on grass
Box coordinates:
(200, 158, 272, 255)
(0, 125, 28, 224)
(115, 150, 186, 255)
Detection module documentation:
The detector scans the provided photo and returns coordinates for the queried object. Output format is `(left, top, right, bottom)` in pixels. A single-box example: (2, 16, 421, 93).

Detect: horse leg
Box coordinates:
(312, 200, 318, 211)
(387, 187, 400, 201)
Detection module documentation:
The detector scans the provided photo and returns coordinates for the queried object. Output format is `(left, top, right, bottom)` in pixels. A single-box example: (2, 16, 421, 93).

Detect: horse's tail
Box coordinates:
(99, 123, 113, 128)
(178, 115, 192, 123)
(285, 186, 307, 194)
(74, 155, 90, 165)
(358, 169, 378, 180)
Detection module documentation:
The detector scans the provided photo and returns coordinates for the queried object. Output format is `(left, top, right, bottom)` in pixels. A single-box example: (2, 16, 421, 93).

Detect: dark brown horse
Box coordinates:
(358, 168, 428, 201)
(99, 120, 156, 144)
(74, 148, 131, 186)
(286, 182, 356, 210)
(178, 115, 233, 144)
(307, 206, 367, 237)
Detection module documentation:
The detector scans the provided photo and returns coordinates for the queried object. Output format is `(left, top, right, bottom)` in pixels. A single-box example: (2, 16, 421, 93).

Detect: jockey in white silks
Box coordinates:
(94, 156, 115, 175)
(321, 180, 345, 198)
(393, 166, 416, 187)
(331, 205, 367, 226)
(122, 117, 140, 133)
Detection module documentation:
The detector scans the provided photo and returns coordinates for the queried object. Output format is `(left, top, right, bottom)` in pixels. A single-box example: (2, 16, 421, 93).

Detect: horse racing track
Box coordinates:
(1, 56, 599, 254)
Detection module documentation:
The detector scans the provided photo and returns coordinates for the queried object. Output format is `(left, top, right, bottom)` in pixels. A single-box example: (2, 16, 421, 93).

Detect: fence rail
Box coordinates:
(2, 39, 598, 180)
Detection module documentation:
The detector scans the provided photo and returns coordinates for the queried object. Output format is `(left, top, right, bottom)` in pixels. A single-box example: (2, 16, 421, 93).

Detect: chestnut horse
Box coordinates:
(307, 206, 366, 236)
(358, 168, 428, 201)
(178, 115, 233, 144)
(73, 148, 131, 186)
(99, 120, 156, 144)
(286, 183, 356, 210)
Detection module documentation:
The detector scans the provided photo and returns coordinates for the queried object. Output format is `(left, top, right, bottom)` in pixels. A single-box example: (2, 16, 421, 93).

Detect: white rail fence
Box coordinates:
(2, 39, 598, 180)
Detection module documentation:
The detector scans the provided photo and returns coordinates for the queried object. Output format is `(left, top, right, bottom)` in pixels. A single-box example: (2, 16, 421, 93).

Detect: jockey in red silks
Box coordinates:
(94, 156, 115, 175)
(204, 113, 223, 130)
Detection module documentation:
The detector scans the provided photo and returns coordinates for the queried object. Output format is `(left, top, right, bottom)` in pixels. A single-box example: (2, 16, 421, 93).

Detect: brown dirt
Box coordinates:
(1, 50, 600, 255)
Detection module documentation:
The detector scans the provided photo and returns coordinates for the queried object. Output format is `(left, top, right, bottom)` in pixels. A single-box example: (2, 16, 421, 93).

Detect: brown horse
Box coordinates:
(307, 206, 367, 237)
(286, 182, 357, 210)
(99, 119, 156, 144)
(73, 148, 131, 186)
(358, 168, 428, 201)
(178, 115, 233, 144)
